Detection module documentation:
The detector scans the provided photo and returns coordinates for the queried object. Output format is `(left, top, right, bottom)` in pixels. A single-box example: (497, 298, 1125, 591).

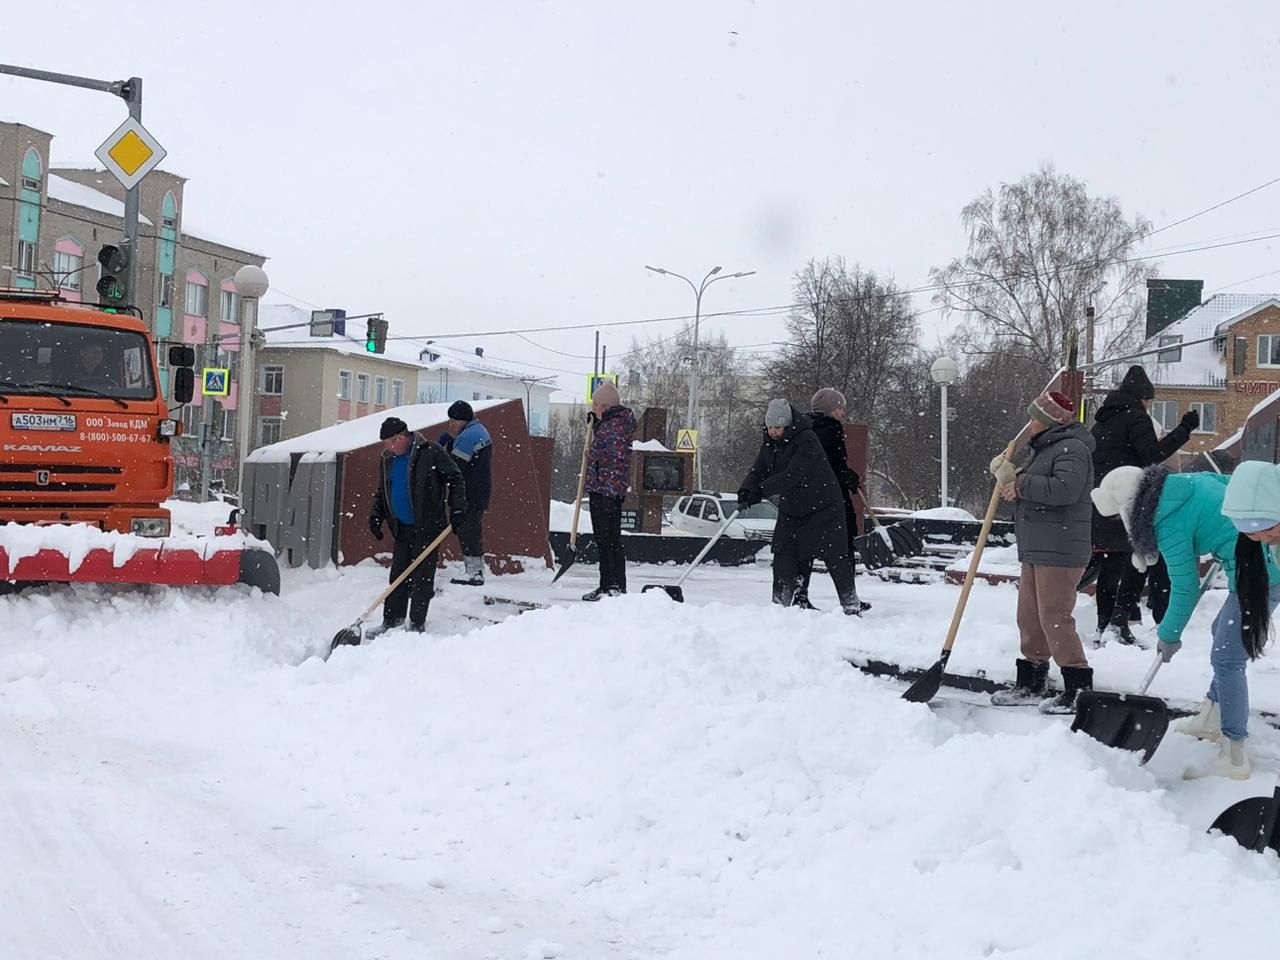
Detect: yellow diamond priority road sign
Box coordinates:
(94, 117, 167, 190)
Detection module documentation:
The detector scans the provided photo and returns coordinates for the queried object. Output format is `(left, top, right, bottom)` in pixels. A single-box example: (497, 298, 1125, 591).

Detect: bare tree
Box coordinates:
(931, 164, 1153, 378)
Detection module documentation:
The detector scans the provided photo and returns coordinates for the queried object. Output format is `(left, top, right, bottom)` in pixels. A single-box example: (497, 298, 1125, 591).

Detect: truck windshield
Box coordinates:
(0, 318, 156, 402)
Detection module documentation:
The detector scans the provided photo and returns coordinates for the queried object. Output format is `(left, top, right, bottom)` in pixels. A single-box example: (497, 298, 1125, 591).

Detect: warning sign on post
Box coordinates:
(586, 373, 619, 403)
(675, 429, 698, 452)
(202, 368, 230, 397)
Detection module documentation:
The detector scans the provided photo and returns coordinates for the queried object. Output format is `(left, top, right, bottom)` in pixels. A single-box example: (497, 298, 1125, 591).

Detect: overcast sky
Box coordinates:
(5, 0, 1280, 399)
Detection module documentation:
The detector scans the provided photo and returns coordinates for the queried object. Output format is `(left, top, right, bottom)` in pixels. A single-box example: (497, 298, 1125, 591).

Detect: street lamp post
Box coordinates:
(644, 263, 755, 489)
(930, 356, 959, 508)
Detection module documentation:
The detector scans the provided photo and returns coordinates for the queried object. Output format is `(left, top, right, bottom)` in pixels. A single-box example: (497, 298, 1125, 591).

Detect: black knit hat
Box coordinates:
(1120, 365, 1155, 401)
(447, 400, 474, 422)
(379, 416, 409, 440)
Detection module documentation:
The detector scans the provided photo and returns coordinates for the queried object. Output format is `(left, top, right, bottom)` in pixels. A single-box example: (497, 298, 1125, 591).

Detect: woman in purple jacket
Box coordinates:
(583, 380, 637, 600)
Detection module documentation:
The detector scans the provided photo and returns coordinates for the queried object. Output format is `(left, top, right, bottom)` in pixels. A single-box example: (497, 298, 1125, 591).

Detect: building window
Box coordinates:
(261, 365, 284, 395)
(16, 240, 36, 277)
(53, 249, 83, 290)
(163, 215, 177, 229)
(356, 373, 370, 403)
(1157, 335, 1183, 364)
(21, 176, 40, 192)
(1258, 335, 1280, 368)
(1151, 400, 1178, 432)
(221, 409, 236, 442)
(185, 279, 209, 317)
(1189, 402, 1218, 435)
(221, 288, 240, 323)
(391, 379, 404, 406)
(472, 391, 481, 401)
(374, 376, 387, 405)
(160, 274, 175, 308)
(338, 370, 352, 400)
(258, 417, 282, 446)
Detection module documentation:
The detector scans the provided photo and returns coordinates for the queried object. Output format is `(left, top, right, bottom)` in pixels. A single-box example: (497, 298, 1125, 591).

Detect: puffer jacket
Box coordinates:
(1128, 467, 1280, 644)
(1091, 388, 1193, 551)
(809, 412, 860, 496)
(585, 405, 637, 498)
(1012, 422, 1096, 567)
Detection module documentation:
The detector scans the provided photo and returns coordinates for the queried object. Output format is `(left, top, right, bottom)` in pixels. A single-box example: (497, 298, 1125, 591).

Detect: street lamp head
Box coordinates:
(645, 265, 667, 275)
(234, 264, 270, 299)
(710, 265, 722, 275)
(930, 356, 960, 386)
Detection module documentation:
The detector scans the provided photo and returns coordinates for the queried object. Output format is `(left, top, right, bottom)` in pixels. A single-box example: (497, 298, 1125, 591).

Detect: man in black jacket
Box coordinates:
(738, 400, 862, 615)
(368, 416, 467, 635)
(792, 387, 869, 612)
(1090, 364, 1196, 644)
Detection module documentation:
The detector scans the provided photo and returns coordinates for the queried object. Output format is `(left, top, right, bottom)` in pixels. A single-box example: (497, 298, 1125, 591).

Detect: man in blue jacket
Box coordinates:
(439, 401, 493, 586)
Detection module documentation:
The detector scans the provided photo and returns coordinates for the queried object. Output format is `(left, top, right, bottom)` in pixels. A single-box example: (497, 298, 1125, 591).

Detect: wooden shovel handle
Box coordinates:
(361, 524, 453, 622)
(942, 439, 1016, 655)
(568, 417, 594, 548)
(856, 488, 880, 528)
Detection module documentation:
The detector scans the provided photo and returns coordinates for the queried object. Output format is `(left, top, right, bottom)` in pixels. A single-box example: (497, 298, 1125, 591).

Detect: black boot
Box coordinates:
(991, 658, 1049, 705)
(1040, 665, 1093, 714)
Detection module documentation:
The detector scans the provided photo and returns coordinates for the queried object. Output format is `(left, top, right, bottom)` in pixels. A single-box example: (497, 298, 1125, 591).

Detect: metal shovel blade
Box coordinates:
(1208, 784, 1280, 853)
(327, 623, 364, 659)
(551, 546, 577, 583)
(902, 650, 950, 703)
(641, 583, 684, 602)
(1071, 690, 1170, 764)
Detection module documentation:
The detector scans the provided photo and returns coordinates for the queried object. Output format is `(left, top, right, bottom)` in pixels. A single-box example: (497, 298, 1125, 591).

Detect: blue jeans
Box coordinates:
(1207, 584, 1280, 741)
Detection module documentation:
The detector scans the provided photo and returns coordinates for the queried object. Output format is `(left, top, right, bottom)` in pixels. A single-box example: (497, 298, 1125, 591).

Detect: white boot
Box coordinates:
(1174, 699, 1221, 743)
(1184, 737, 1250, 781)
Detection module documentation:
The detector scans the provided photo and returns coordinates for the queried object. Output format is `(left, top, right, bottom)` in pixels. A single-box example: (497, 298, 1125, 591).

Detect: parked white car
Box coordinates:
(669, 492, 777, 541)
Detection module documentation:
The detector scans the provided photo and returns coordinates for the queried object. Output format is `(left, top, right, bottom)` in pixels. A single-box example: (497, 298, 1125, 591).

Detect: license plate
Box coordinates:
(10, 413, 77, 432)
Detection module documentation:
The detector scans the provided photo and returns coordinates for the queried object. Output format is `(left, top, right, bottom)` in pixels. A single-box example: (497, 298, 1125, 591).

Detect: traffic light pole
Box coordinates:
(0, 63, 143, 305)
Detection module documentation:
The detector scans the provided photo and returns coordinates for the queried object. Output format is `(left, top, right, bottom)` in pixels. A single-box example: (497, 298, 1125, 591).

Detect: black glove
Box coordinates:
(586, 410, 598, 426)
(847, 470, 860, 495)
(368, 515, 384, 541)
(1180, 409, 1200, 432)
(437, 432, 453, 450)
(737, 488, 751, 511)
(450, 508, 466, 529)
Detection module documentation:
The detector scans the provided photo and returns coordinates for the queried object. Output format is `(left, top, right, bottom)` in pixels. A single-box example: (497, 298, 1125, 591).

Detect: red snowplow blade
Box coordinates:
(0, 544, 280, 595)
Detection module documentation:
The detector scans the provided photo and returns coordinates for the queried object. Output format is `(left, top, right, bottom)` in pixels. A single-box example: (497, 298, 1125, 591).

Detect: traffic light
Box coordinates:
(365, 315, 387, 354)
(96, 242, 130, 306)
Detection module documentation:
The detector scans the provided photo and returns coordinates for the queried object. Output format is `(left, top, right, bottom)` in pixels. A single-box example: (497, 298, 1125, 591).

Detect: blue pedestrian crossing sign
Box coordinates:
(202, 367, 230, 397)
(586, 373, 618, 402)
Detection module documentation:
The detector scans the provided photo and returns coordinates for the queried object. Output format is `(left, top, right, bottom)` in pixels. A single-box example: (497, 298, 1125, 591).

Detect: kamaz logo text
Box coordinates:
(2, 443, 83, 453)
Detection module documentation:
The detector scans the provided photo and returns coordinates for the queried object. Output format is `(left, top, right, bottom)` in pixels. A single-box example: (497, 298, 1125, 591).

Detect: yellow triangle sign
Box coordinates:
(676, 429, 698, 452)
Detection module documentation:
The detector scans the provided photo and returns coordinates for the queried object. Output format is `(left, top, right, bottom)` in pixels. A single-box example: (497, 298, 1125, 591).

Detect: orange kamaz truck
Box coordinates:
(0, 288, 279, 593)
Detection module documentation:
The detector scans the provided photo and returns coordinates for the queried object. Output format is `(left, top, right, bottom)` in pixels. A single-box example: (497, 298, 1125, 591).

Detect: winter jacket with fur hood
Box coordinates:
(1011, 421, 1096, 567)
(1126, 467, 1280, 644)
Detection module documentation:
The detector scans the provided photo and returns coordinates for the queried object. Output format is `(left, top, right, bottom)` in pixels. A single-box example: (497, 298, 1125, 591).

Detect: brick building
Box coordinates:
(1137, 279, 1280, 470)
(0, 120, 266, 493)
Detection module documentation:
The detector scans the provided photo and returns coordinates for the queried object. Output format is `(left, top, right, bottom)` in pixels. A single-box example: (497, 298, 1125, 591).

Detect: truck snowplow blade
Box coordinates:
(0, 544, 280, 595)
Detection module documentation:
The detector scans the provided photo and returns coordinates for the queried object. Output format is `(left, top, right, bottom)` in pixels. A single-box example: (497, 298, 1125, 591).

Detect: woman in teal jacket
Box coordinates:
(1092, 463, 1280, 780)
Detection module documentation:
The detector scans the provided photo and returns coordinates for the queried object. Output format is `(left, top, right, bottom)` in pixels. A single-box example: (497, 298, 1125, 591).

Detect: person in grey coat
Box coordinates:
(988, 389, 1096, 713)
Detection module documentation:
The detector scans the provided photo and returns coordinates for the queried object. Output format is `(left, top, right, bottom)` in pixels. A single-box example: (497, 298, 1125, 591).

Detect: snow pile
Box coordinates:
(633, 439, 671, 452)
(2, 571, 1279, 957)
(946, 543, 1021, 575)
(0, 521, 261, 571)
(913, 506, 978, 521)
(548, 498, 593, 532)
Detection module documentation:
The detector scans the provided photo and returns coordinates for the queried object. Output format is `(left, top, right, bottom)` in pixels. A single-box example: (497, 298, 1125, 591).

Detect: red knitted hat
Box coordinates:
(1027, 390, 1075, 427)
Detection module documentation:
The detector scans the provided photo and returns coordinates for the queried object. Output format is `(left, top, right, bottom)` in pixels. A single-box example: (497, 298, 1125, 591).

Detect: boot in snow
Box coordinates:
(794, 594, 822, 612)
(991, 658, 1049, 705)
(364, 619, 403, 640)
(1184, 737, 1250, 781)
(582, 587, 622, 602)
(407, 620, 427, 634)
(451, 555, 486, 587)
(1175, 698, 1222, 743)
(1040, 665, 1093, 714)
(837, 587, 863, 617)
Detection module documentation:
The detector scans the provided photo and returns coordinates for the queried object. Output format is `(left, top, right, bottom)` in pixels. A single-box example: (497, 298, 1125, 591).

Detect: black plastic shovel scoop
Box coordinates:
(1208, 774, 1280, 854)
(1071, 651, 1169, 764)
(853, 490, 925, 571)
(642, 509, 740, 602)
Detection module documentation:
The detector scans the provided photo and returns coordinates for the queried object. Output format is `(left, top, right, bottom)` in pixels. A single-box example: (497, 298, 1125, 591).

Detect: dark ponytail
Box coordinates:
(1234, 534, 1273, 660)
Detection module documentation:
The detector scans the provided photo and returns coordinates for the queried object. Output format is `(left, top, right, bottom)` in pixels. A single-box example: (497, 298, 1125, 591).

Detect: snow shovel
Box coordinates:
(552, 416, 594, 583)
(326, 524, 453, 658)
(903, 440, 1014, 703)
(642, 509, 741, 602)
(1208, 772, 1280, 854)
(1071, 561, 1219, 763)
(853, 490, 925, 570)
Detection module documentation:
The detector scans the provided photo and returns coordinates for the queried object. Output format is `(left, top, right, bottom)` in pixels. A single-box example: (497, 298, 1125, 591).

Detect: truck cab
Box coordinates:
(0, 290, 186, 536)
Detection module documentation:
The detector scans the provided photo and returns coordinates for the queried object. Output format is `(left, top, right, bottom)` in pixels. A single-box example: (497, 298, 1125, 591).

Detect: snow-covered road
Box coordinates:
(2, 505, 1278, 957)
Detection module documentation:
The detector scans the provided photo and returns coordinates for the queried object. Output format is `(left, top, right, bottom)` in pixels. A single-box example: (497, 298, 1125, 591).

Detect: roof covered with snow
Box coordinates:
(258, 303, 559, 386)
(247, 399, 511, 462)
(46, 174, 154, 225)
(1139, 294, 1279, 388)
(1215, 427, 1244, 451)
